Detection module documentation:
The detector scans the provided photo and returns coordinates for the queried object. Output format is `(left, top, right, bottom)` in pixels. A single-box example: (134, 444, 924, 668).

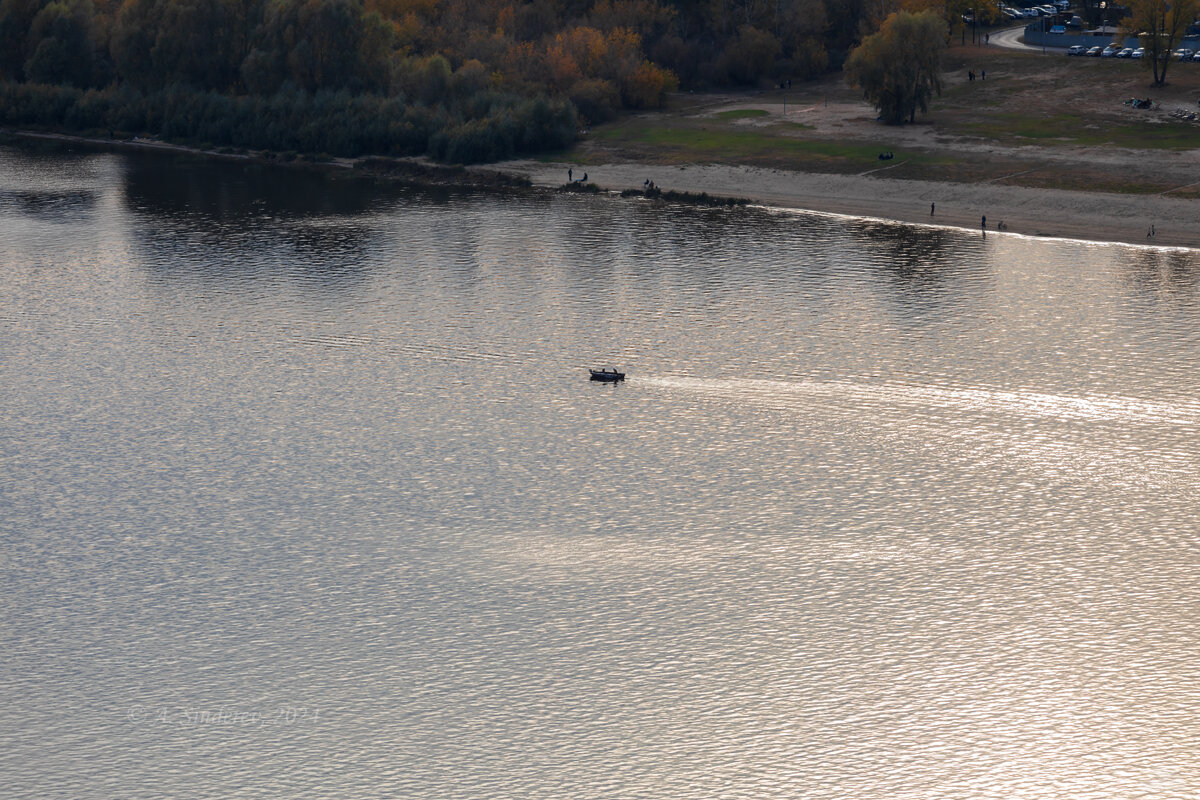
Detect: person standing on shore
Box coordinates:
(931, 202, 935, 216)
(982, 215, 986, 229)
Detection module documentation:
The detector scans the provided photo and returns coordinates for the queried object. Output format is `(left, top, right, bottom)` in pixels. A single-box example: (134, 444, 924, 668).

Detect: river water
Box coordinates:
(2, 139, 1199, 799)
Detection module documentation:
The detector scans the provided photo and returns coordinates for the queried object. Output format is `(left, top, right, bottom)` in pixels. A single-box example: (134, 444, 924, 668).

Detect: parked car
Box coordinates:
(1175, 49, 1195, 60)
(1086, 46, 1104, 56)
(1067, 45, 1087, 56)
(1117, 47, 1134, 58)
(1191, 52, 1200, 62)
(1132, 47, 1145, 59)
(1101, 45, 1122, 57)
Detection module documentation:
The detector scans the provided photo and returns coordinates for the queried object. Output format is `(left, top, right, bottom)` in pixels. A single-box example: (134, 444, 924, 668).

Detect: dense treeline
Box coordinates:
(0, 0, 982, 161)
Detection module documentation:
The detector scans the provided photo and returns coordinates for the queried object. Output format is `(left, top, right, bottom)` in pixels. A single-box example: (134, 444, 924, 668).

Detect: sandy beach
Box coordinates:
(494, 159, 1200, 249)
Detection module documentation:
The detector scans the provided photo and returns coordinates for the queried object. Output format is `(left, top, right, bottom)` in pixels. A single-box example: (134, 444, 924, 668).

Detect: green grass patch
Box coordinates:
(716, 109, 770, 119)
(953, 111, 1200, 149)
(592, 120, 921, 171)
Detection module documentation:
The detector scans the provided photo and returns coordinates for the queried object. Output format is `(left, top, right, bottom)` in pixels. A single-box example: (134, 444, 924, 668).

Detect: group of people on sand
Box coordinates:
(566, 168, 662, 192)
(968, 69, 986, 81)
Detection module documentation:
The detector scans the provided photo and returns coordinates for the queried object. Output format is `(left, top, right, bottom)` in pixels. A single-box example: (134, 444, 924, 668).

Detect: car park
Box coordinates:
(1067, 45, 1087, 56)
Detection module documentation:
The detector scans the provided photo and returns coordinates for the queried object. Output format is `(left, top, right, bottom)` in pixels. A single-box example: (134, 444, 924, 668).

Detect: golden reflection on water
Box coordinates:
(3, 141, 1200, 800)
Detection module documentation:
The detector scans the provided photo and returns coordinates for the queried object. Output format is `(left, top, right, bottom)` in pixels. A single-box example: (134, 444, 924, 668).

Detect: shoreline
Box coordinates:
(6, 128, 1196, 249)
(491, 160, 1200, 250)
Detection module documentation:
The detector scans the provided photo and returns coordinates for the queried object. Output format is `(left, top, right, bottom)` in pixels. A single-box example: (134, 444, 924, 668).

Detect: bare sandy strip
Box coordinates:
(496, 160, 1200, 250)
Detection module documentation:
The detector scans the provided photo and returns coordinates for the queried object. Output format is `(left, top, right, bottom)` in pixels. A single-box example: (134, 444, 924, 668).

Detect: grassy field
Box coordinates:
(574, 35, 1200, 194)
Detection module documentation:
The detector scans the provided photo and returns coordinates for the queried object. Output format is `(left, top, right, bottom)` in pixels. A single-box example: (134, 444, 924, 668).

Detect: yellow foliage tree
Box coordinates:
(845, 10, 947, 124)
(620, 59, 677, 108)
(1121, 0, 1198, 85)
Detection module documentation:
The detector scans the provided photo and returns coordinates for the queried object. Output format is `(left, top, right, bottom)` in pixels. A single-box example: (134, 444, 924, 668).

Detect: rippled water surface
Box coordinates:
(3, 140, 1200, 799)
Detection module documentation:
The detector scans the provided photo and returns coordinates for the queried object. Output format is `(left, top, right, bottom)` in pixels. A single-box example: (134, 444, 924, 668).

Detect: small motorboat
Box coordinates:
(589, 368, 625, 382)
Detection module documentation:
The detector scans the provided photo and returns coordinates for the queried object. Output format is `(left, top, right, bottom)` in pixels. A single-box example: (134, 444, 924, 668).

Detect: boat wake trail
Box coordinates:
(642, 376, 1200, 427)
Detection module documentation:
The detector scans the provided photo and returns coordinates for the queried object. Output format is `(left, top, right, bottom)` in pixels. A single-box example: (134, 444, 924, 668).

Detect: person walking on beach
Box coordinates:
(981, 69, 986, 80)
(981, 215, 986, 229)
(931, 202, 935, 216)
(568, 168, 573, 182)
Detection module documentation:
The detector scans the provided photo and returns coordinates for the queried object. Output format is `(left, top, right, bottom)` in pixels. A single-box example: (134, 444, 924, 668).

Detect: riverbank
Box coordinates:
(493, 159, 1199, 249)
(7, 127, 1197, 249)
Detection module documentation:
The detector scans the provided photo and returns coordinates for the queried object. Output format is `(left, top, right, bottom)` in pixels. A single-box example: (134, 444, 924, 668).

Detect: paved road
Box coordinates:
(988, 24, 1070, 53)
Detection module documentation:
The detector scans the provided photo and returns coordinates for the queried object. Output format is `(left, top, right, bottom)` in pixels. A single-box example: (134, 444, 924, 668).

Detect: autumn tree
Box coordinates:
(844, 9, 946, 124)
(1121, 0, 1198, 85)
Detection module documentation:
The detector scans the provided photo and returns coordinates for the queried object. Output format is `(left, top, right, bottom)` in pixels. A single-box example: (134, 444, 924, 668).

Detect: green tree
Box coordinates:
(151, 0, 240, 89)
(0, 0, 46, 79)
(111, 0, 162, 86)
(843, 9, 946, 124)
(1121, 0, 1198, 85)
(25, 0, 103, 87)
(720, 24, 780, 84)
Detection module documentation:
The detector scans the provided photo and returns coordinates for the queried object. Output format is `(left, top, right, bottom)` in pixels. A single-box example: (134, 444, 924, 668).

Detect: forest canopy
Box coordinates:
(0, 0, 976, 162)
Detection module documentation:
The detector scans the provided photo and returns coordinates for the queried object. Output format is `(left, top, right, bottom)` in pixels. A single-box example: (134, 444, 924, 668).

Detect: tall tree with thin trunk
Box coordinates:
(1122, 0, 1198, 85)
(844, 10, 946, 124)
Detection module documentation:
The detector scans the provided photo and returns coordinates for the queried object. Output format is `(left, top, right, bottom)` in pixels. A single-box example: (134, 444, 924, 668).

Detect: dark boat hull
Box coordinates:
(589, 370, 625, 382)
